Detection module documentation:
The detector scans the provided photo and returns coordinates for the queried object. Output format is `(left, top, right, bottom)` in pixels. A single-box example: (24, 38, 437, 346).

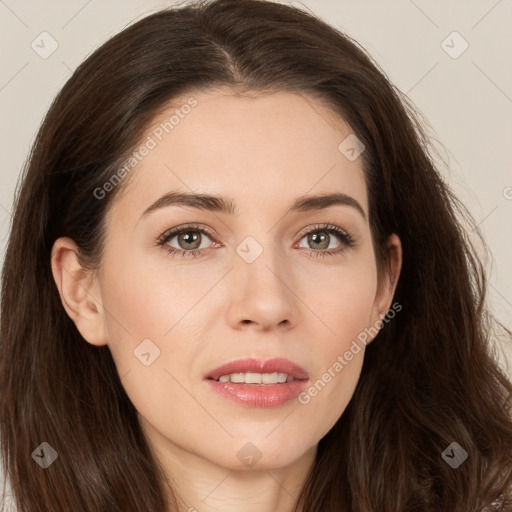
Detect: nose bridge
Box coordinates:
(226, 229, 298, 328)
(235, 230, 288, 291)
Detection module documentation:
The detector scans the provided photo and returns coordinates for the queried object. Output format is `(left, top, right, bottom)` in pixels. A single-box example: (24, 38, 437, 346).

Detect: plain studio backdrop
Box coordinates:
(0, 1, 511, 373)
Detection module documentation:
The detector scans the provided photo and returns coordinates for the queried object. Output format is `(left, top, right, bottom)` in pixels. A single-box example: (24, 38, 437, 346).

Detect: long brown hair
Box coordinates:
(1, 0, 511, 510)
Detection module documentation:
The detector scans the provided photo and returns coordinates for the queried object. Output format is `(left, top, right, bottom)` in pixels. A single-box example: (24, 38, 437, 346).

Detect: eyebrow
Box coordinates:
(141, 191, 367, 221)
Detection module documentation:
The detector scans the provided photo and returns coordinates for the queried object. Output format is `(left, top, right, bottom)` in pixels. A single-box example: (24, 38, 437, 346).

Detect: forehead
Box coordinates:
(109, 89, 368, 225)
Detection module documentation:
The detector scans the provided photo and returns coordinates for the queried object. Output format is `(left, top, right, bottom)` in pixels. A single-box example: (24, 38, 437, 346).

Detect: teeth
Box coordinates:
(215, 372, 292, 384)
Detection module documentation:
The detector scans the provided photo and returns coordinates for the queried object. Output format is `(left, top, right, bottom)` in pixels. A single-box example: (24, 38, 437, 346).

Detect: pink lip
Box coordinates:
(204, 358, 309, 408)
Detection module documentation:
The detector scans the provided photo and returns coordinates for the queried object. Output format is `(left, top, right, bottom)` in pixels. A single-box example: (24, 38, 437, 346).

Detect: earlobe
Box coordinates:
(50, 237, 108, 346)
(368, 233, 402, 343)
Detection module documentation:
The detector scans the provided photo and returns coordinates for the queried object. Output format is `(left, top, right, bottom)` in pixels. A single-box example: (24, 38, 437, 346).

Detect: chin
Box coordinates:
(212, 442, 314, 472)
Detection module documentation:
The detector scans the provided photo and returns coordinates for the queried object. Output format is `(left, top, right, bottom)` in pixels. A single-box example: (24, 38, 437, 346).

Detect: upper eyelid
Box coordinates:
(158, 224, 216, 244)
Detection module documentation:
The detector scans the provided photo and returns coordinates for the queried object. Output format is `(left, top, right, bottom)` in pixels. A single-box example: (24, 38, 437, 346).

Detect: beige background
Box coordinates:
(0, 0, 511, 377)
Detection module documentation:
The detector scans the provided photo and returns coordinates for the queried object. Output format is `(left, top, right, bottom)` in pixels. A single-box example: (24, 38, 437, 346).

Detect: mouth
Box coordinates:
(204, 357, 309, 408)
(207, 372, 300, 385)
(205, 357, 309, 382)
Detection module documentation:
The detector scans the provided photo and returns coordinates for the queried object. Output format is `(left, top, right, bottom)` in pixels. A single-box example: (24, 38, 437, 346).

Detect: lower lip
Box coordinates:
(205, 379, 308, 408)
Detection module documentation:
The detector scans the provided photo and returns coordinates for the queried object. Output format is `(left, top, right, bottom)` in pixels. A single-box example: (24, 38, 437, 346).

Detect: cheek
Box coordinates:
(97, 250, 211, 389)
(97, 254, 173, 377)
(298, 351, 364, 442)
(97, 262, 200, 434)
(306, 254, 378, 342)
(296, 256, 377, 426)
(297, 314, 369, 442)
(99, 247, 201, 341)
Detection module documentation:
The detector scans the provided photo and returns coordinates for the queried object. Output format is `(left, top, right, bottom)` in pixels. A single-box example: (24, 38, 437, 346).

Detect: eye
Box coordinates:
(295, 223, 355, 259)
(157, 225, 218, 259)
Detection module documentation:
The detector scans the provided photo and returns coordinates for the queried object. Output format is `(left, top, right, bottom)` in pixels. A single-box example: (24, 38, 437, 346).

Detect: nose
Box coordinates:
(225, 243, 298, 332)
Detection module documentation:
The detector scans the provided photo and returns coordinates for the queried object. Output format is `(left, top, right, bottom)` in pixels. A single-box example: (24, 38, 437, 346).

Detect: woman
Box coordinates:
(1, 0, 511, 510)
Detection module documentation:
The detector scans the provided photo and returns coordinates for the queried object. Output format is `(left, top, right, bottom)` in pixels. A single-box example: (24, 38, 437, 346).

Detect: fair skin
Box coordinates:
(51, 89, 402, 512)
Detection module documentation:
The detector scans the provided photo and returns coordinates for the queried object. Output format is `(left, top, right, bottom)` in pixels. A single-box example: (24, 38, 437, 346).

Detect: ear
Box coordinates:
(367, 233, 402, 343)
(50, 237, 108, 346)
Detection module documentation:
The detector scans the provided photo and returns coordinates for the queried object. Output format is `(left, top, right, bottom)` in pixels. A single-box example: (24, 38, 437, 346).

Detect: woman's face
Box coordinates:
(54, 89, 401, 472)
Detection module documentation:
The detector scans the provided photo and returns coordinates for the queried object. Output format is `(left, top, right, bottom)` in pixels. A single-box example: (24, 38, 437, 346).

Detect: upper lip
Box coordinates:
(205, 358, 309, 381)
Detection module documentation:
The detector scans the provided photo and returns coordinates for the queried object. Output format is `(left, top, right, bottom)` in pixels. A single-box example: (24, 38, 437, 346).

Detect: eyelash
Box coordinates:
(157, 223, 356, 260)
